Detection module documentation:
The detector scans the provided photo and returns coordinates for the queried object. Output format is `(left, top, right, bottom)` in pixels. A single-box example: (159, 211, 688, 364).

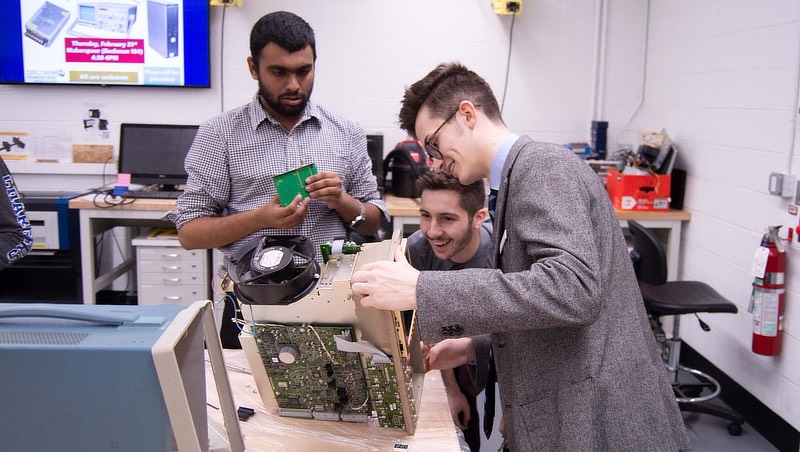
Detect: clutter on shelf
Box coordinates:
(565, 120, 609, 160)
(605, 129, 676, 211)
(614, 129, 678, 176)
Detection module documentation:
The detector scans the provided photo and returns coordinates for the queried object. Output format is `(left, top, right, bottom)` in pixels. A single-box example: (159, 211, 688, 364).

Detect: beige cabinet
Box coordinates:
(132, 235, 209, 306)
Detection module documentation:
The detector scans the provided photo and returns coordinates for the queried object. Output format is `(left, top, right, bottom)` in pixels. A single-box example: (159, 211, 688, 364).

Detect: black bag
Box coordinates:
(383, 140, 431, 198)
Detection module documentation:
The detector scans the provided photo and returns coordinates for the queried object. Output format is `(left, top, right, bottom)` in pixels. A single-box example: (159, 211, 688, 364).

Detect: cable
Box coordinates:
(205, 357, 253, 375)
(109, 227, 133, 295)
(349, 392, 370, 412)
(219, 5, 227, 114)
(91, 154, 144, 209)
(500, 12, 517, 114)
(102, 155, 115, 189)
(226, 294, 258, 336)
(616, 0, 652, 150)
(307, 324, 335, 363)
(91, 217, 134, 301)
(94, 233, 105, 278)
(91, 228, 131, 302)
(90, 191, 136, 209)
(211, 268, 228, 296)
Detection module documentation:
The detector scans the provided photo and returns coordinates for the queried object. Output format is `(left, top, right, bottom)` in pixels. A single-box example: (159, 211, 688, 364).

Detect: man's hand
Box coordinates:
(448, 391, 472, 430)
(422, 337, 475, 371)
(306, 171, 344, 209)
(441, 368, 471, 430)
(352, 246, 419, 311)
(257, 195, 308, 229)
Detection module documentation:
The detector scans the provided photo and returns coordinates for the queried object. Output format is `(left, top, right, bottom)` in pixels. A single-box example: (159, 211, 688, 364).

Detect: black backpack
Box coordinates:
(383, 140, 431, 198)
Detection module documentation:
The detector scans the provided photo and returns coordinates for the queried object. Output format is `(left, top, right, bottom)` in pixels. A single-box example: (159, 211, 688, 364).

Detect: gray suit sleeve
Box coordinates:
(468, 333, 492, 390)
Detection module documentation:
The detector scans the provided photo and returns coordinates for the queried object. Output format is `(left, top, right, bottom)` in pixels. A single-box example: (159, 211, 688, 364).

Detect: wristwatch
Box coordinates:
(349, 202, 366, 229)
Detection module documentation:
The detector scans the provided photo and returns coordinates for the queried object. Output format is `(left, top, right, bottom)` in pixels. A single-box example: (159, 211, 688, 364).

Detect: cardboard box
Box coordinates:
(606, 169, 671, 211)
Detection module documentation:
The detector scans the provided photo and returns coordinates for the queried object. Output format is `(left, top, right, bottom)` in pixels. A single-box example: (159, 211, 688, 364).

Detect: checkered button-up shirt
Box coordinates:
(167, 95, 386, 263)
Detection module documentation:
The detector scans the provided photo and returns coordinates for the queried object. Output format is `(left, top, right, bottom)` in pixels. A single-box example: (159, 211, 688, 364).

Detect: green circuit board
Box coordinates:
(273, 163, 318, 207)
(364, 356, 407, 430)
(252, 323, 408, 429)
(252, 324, 370, 421)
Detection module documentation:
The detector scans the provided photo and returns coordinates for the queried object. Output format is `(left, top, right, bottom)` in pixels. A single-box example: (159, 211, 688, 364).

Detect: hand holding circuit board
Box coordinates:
(274, 163, 351, 211)
(273, 163, 319, 206)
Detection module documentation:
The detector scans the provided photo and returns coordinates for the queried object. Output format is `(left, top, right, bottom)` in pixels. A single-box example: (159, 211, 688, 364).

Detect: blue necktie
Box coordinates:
(488, 188, 498, 221)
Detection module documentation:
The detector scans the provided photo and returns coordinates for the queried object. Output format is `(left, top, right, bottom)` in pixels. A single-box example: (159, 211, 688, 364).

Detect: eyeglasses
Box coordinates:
(423, 109, 459, 160)
(422, 104, 480, 160)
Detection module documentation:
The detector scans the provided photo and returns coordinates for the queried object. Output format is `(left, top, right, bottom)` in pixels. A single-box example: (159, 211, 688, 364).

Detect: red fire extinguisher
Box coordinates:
(750, 225, 786, 356)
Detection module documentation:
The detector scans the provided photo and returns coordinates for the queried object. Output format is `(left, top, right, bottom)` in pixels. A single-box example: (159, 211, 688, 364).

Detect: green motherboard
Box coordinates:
(252, 323, 408, 429)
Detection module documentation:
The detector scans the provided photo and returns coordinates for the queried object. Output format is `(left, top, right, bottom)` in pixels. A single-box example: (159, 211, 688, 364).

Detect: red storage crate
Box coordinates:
(606, 169, 671, 211)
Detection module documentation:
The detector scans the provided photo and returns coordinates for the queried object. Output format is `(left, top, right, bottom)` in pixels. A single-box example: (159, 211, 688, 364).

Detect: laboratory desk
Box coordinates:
(69, 193, 691, 305)
(384, 194, 692, 281)
(207, 349, 461, 451)
(69, 194, 177, 304)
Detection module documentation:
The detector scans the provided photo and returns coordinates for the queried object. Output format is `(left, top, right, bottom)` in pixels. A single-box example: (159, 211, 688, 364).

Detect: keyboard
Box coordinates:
(125, 190, 183, 199)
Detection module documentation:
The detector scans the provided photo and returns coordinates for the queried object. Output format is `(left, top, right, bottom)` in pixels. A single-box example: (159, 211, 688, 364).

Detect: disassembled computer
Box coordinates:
(228, 231, 424, 434)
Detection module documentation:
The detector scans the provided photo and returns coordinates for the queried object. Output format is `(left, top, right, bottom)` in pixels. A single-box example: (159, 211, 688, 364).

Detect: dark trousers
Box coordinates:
(220, 293, 243, 349)
(455, 365, 481, 451)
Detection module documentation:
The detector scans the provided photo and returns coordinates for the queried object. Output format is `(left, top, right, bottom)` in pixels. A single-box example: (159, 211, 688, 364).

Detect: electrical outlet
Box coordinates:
(209, 0, 243, 7)
(493, 0, 522, 15)
(768, 172, 796, 198)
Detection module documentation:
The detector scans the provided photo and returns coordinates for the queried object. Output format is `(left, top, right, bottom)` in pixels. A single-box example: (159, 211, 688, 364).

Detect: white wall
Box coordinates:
(1, 0, 647, 191)
(633, 0, 800, 433)
(2, 0, 799, 434)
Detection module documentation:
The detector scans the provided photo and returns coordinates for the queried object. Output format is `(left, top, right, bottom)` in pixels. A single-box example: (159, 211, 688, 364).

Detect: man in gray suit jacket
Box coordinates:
(352, 62, 690, 451)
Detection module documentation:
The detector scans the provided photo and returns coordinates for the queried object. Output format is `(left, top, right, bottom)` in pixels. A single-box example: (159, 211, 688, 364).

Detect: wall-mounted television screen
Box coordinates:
(0, 0, 210, 87)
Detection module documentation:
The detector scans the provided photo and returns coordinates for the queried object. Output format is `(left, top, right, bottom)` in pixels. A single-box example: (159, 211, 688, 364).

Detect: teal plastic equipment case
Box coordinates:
(0, 303, 206, 452)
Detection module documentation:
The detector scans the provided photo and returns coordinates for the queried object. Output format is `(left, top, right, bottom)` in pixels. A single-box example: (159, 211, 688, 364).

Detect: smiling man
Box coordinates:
(406, 171, 492, 451)
(409, 172, 489, 270)
(352, 62, 690, 451)
(169, 11, 386, 347)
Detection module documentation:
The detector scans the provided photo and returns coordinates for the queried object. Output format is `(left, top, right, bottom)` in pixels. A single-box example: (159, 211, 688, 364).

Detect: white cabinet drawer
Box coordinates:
(137, 258, 205, 275)
(139, 272, 205, 285)
(133, 238, 210, 306)
(137, 247, 205, 262)
(138, 284, 207, 306)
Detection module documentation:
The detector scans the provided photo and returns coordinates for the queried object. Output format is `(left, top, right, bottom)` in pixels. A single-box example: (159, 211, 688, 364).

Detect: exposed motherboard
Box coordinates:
(239, 232, 424, 434)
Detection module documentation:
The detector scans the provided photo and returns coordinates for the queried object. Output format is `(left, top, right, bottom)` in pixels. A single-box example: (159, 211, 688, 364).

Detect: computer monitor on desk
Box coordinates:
(118, 123, 198, 191)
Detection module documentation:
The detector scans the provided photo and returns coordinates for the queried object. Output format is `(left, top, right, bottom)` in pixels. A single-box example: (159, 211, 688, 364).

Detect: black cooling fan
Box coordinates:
(228, 235, 320, 305)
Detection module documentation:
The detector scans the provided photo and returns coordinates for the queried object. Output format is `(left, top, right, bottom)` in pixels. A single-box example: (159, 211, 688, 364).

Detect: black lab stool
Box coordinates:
(628, 220, 745, 436)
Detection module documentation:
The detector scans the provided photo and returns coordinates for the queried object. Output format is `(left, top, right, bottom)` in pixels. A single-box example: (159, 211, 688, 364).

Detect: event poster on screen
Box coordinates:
(0, 1, 210, 87)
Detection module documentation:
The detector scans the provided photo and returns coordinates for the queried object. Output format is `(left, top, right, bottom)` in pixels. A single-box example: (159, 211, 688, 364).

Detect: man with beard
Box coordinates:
(406, 171, 492, 451)
(169, 11, 385, 347)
